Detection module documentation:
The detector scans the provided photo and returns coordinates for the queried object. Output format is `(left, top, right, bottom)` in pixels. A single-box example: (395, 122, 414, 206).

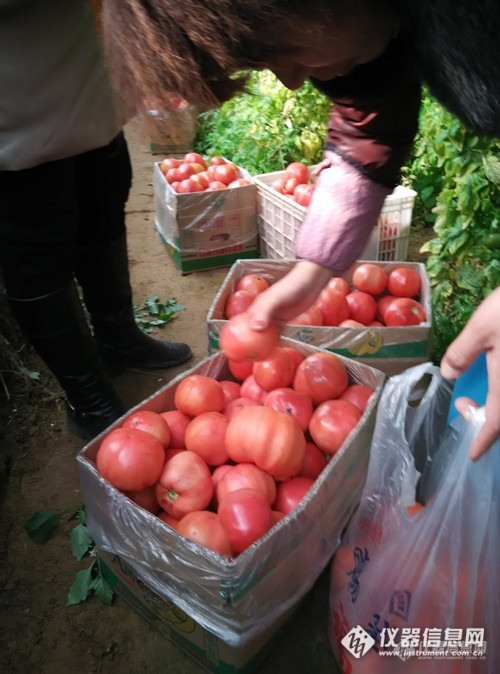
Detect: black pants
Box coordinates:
(0, 132, 132, 299)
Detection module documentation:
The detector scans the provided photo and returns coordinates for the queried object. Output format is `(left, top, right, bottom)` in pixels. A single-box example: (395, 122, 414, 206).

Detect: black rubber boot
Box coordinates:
(74, 235, 192, 372)
(6, 282, 126, 440)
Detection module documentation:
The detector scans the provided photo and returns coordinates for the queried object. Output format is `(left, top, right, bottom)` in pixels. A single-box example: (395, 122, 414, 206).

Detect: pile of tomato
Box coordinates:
(270, 161, 316, 207)
(225, 265, 426, 328)
(96, 336, 374, 558)
(159, 152, 252, 194)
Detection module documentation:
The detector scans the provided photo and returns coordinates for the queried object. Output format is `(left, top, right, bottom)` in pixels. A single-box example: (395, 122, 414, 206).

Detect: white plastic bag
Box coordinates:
(329, 363, 499, 673)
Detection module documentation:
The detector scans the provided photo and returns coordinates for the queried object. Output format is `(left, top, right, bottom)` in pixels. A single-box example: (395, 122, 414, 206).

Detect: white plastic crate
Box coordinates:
(254, 168, 416, 262)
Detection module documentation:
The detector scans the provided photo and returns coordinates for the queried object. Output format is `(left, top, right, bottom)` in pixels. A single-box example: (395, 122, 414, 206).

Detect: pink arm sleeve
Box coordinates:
(295, 153, 392, 274)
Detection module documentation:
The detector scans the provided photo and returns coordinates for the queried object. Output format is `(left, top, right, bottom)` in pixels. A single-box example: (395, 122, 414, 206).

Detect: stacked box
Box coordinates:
(253, 167, 416, 262)
(76, 343, 385, 670)
(206, 259, 432, 376)
(154, 163, 259, 273)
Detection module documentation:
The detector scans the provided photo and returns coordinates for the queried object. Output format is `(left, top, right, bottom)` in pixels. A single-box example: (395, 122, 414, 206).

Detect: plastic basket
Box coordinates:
(254, 168, 416, 262)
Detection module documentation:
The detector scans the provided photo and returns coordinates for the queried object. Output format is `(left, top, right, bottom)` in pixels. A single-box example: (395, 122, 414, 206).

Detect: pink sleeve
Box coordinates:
(295, 154, 392, 274)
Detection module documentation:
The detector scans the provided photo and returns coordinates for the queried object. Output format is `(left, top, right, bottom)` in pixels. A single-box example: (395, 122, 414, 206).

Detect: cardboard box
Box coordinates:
(98, 550, 303, 674)
(154, 163, 259, 274)
(76, 344, 384, 655)
(206, 259, 432, 376)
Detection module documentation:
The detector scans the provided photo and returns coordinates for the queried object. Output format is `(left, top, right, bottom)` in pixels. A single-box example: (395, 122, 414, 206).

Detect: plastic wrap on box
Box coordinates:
(76, 341, 385, 648)
(206, 259, 432, 376)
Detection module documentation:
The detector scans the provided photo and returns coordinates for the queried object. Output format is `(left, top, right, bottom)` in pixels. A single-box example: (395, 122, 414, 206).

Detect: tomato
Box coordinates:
(264, 387, 314, 432)
(285, 161, 309, 185)
(223, 396, 259, 420)
(293, 183, 315, 207)
(352, 263, 388, 296)
(298, 441, 328, 480)
(271, 178, 288, 194)
(155, 450, 213, 519)
(272, 510, 285, 524)
(177, 163, 196, 180)
(158, 510, 180, 530)
(252, 347, 295, 391)
(184, 411, 229, 466)
(280, 346, 305, 371)
(177, 178, 202, 193)
(387, 267, 421, 298)
(122, 410, 171, 447)
(183, 152, 207, 169)
(314, 288, 349, 326)
(96, 428, 165, 491)
(309, 399, 361, 456)
(165, 167, 183, 184)
(376, 294, 398, 323)
(339, 319, 365, 327)
(339, 384, 375, 412)
(159, 409, 191, 448)
(206, 181, 227, 190)
(287, 304, 323, 326)
(160, 157, 181, 173)
(219, 380, 241, 406)
(225, 405, 306, 481)
(176, 510, 232, 556)
(123, 485, 161, 514)
(228, 178, 252, 188)
(219, 311, 279, 362)
(211, 464, 233, 494)
(326, 277, 350, 296)
(240, 374, 268, 404)
(273, 476, 314, 514)
(227, 358, 254, 381)
(209, 156, 227, 166)
(225, 289, 256, 319)
(217, 463, 276, 505)
(284, 176, 300, 195)
(212, 163, 239, 185)
(217, 487, 274, 554)
(384, 297, 426, 326)
(186, 162, 205, 174)
(174, 374, 225, 416)
(235, 274, 270, 295)
(368, 320, 384, 327)
(189, 173, 209, 191)
(293, 352, 349, 404)
(345, 291, 377, 325)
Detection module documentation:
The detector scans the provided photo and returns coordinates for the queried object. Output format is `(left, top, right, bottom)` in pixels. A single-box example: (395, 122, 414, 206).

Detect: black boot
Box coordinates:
(74, 235, 192, 372)
(7, 282, 126, 440)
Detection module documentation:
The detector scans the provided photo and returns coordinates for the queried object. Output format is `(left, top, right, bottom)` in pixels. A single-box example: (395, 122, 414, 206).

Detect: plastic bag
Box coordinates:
(328, 362, 499, 673)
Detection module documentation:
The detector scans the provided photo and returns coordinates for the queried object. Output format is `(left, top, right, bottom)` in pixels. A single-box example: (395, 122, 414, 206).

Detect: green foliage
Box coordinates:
(133, 296, 185, 334)
(195, 71, 331, 173)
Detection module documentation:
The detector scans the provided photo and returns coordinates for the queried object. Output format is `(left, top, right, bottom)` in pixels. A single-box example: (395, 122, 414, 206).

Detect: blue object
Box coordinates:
(447, 352, 488, 425)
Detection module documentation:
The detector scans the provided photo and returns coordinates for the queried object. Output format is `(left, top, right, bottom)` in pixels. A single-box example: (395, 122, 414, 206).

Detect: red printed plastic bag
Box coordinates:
(329, 363, 499, 673)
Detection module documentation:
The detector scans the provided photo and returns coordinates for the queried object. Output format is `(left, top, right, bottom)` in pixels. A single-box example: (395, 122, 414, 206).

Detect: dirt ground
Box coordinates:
(0, 120, 432, 674)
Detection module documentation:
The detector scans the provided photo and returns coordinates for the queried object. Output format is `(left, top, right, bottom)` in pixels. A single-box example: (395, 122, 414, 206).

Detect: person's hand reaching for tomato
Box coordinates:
(441, 286, 500, 460)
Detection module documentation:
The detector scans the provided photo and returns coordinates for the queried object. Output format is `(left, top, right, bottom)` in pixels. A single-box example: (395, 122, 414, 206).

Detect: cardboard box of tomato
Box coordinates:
(154, 160, 259, 274)
(206, 259, 432, 376)
(76, 340, 385, 672)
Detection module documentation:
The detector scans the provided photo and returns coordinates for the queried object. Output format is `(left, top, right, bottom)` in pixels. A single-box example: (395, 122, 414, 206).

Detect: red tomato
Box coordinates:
(228, 178, 252, 188)
(345, 291, 377, 325)
(314, 288, 349, 326)
(122, 410, 171, 447)
(225, 406, 306, 481)
(309, 400, 361, 455)
(384, 297, 426, 326)
(164, 448, 185, 461)
(123, 485, 161, 514)
(264, 387, 314, 432)
(287, 304, 323, 326)
(240, 374, 268, 404)
(223, 396, 259, 420)
(272, 510, 285, 524)
(96, 428, 165, 491)
(217, 463, 276, 505)
(207, 181, 227, 190)
(217, 487, 273, 554)
(298, 441, 328, 480)
(158, 511, 180, 530)
(285, 161, 309, 185)
(186, 162, 205, 174)
(213, 163, 239, 185)
(376, 294, 398, 322)
(189, 173, 209, 191)
(339, 319, 365, 327)
(293, 183, 315, 207)
(209, 156, 227, 165)
(197, 170, 211, 187)
(159, 409, 191, 449)
(271, 178, 288, 194)
(160, 157, 181, 173)
(235, 274, 270, 295)
(273, 476, 314, 514)
(178, 177, 204, 193)
(284, 176, 300, 195)
(183, 152, 207, 169)
(219, 380, 241, 406)
(339, 384, 375, 412)
(293, 352, 349, 404)
(184, 411, 229, 466)
(219, 311, 279, 362)
(211, 464, 233, 493)
(155, 450, 213, 519)
(176, 510, 232, 556)
(368, 320, 385, 327)
(165, 167, 183, 184)
(174, 374, 225, 416)
(352, 263, 388, 296)
(177, 163, 196, 180)
(387, 267, 422, 298)
(225, 289, 256, 319)
(326, 277, 350, 296)
(280, 346, 305, 371)
(227, 358, 254, 381)
(252, 347, 295, 391)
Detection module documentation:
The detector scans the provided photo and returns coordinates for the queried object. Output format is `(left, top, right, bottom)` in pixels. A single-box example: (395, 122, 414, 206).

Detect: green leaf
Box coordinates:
(445, 230, 470, 256)
(24, 511, 62, 543)
(70, 522, 93, 561)
(483, 154, 500, 184)
(455, 265, 484, 293)
(67, 562, 96, 606)
(20, 366, 41, 381)
(91, 573, 115, 606)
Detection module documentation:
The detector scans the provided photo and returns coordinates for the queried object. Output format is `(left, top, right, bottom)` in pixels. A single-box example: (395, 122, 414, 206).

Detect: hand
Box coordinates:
(247, 261, 332, 330)
(440, 287, 500, 460)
